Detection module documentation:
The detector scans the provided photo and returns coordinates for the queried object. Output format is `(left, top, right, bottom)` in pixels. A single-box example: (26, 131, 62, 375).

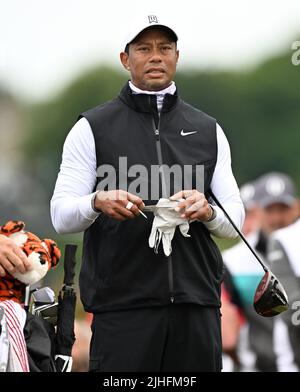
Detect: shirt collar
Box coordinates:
(129, 81, 176, 96)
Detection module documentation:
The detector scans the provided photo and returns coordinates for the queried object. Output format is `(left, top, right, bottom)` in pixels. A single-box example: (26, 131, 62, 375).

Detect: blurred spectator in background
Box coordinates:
(222, 181, 265, 371)
(267, 188, 300, 369)
(223, 172, 299, 371)
(268, 223, 300, 368)
(256, 172, 299, 235)
(221, 265, 245, 371)
(71, 318, 92, 372)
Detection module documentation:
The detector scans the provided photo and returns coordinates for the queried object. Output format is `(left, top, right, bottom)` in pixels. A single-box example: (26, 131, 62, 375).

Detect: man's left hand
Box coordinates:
(170, 190, 213, 222)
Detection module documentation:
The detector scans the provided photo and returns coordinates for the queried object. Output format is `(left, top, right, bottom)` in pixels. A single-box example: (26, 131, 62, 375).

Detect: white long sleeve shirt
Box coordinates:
(51, 84, 245, 236)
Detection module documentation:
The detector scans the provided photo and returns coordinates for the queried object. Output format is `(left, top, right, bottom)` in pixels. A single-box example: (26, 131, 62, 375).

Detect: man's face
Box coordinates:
(261, 202, 299, 233)
(120, 28, 179, 91)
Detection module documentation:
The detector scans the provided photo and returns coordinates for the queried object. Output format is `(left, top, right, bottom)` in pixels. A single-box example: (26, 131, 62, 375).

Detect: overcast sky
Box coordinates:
(1, 0, 300, 101)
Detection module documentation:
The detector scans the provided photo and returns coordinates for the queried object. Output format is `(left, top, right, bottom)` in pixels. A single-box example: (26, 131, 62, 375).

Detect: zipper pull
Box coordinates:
(155, 129, 160, 141)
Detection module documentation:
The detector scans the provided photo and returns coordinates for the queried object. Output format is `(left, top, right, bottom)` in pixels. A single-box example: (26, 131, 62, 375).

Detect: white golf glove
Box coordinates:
(148, 198, 191, 257)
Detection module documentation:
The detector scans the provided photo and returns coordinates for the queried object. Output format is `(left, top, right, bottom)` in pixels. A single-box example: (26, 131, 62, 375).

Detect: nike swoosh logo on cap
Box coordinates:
(180, 130, 198, 136)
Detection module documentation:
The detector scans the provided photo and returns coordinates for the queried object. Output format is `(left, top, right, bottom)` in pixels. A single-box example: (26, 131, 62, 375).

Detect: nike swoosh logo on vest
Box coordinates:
(180, 130, 198, 136)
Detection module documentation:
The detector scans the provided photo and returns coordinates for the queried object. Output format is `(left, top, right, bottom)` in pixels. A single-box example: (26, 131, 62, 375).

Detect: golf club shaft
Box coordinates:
(24, 285, 31, 312)
(208, 189, 268, 272)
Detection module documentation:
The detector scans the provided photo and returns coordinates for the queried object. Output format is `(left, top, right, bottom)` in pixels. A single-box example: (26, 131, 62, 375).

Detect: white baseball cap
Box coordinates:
(124, 14, 178, 49)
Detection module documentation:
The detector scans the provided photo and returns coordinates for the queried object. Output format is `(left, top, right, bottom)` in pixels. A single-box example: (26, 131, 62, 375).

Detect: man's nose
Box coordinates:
(149, 47, 162, 62)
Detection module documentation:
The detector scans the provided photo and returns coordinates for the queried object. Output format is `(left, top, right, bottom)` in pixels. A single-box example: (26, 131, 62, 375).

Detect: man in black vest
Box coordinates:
(51, 14, 245, 371)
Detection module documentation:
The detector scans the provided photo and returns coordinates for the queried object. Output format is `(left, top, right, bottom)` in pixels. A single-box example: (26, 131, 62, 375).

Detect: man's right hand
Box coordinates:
(94, 190, 145, 221)
(0, 234, 32, 277)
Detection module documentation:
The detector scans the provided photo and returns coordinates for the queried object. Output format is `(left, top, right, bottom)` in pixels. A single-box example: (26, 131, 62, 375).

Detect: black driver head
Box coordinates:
(254, 270, 289, 317)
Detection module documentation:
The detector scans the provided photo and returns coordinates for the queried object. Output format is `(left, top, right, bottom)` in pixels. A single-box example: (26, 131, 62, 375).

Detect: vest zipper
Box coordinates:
(150, 103, 175, 304)
(168, 258, 175, 304)
(153, 120, 168, 199)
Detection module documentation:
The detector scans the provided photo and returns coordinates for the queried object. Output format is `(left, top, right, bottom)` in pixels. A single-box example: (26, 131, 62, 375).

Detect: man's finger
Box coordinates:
(0, 265, 6, 277)
(118, 203, 137, 219)
(183, 194, 199, 209)
(185, 201, 210, 221)
(170, 190, 195, 201)
(110, 210, 128, 221)
(186, 199, 205, 213)
(0, 257, 17, 274)
(170, 190, 185, 201)
(14, 248, 32, 271)
(175, 195, 197, 213)
(125, 203, 141, 218)
(8, 253, 27, 274)
(188, 211, 201, 221)
(127, 192, 145, 209)
(121, 201, 143, 219)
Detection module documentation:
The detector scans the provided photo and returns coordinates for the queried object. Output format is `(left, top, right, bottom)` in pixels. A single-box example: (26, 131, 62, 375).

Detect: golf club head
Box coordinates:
(32, 287, 56, 306)
(33, 302, 58, 325)
(254, 270, 289, 317)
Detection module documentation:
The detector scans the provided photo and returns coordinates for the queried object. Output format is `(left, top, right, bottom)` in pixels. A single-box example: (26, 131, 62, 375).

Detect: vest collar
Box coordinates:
(118, 82, 179, 114)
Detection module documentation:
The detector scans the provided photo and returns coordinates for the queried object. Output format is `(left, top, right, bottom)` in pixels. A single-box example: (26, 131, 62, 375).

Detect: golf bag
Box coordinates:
(23, 244, 77, 372)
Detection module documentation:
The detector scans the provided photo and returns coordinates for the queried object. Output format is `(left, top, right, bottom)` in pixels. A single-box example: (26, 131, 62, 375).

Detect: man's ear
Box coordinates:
(120, 52, 130, 71)
(176, 50, 179, 65)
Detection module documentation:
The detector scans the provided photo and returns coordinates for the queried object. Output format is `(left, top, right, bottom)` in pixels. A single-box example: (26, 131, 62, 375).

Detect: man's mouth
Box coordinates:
(146, 68, 165, 75)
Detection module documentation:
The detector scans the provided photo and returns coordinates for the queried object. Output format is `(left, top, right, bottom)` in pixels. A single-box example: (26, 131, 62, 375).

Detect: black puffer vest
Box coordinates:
(79, 83, 223, 313)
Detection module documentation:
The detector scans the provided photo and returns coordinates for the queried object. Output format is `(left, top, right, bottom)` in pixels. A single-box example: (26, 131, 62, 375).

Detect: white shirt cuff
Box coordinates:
(78, 192, 101, 221)
(202, 206, 238, 238)
(203, 206, 224, 230)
